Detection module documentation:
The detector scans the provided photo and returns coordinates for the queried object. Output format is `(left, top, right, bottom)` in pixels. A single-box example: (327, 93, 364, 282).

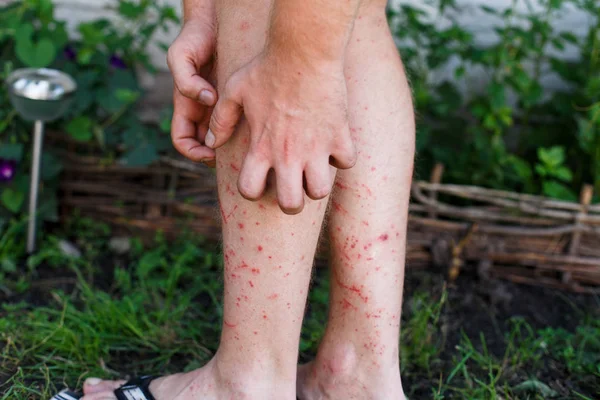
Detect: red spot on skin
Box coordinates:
(236, 262, 249, 270)
(268, 255, 272, 259)
(224, 320, 237, 328)
(312, 220, 316, 226)
(277, 265, 282, 269)
(379, 233, 389, 241)
(396, 232, 400, 237)
(334, 271, 369, 303)
(336, 227, 342, 232)
(221, 205, 238, 224)
(248, 280, 254, 288)
(230, 273, 238, 279)
(238, 223, 244, 229)
(256, 222, 260, 226)
(340, 298, 357, 310)
(240, 236, 244, 242)
(263, 314, 268, 320)
(254, 331, 258, 335)
(284, 272, 290, 278)
(335, 182, 349, 190)
(361, 184, 373, 196)
(259, 204, 266, 210)
(258, 245, 263, 252)
(239, 21, 250, 31)
(291, 233, 294, 236)
(301, 255, 305, 261)
(383, 176, 388, 182)
(364, 106, 369, 110)
(251, 268, 260, 275)
(362, 220, 369, 226)
(371, 167, 376, 172)
(332, 201, 349, 215)
(226, 184, 235, 196)
(230, 163, 240, 172)
(267, 293, 279, 300)
(297, 71, 302, 76)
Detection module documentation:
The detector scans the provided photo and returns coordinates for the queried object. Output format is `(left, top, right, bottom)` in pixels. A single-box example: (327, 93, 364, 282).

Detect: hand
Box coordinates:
(167, 19, 217, 164)
(207, 52, 357, 214)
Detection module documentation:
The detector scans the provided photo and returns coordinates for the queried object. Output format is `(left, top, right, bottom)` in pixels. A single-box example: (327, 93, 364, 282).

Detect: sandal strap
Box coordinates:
(51, 390, 82, 400)
(114, 375, 161, 400)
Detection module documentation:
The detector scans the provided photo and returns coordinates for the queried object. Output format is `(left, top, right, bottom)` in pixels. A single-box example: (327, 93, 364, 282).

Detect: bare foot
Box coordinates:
(81, 358, 293, 400)
(296, 344, 406, 400)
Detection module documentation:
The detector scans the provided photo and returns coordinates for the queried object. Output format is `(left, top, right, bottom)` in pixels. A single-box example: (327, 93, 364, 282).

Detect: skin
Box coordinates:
(80, 0, 414, 399)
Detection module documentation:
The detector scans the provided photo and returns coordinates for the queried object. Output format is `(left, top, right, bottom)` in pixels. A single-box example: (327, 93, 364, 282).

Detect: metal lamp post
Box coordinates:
(5, 68, 77, 253)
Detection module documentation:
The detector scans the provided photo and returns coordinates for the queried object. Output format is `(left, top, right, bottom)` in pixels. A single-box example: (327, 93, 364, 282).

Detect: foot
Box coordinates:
(81, 358, 294, 400)
(296, 344, 406, 400)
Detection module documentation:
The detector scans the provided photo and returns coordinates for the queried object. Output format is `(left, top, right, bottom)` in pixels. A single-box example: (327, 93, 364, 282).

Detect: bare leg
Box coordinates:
(298, 5, 415, 400)
(82, 1, 328, 399)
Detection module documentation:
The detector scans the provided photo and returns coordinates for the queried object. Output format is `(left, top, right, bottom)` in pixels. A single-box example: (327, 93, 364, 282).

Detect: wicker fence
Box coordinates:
(57, 147, 600, 294)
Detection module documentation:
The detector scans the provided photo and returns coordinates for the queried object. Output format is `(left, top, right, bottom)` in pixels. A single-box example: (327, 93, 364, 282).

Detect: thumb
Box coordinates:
(207, 76, 244, 149)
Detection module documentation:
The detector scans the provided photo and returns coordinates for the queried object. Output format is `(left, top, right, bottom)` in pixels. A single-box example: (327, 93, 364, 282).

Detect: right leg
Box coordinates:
(82, 1, 329, 399)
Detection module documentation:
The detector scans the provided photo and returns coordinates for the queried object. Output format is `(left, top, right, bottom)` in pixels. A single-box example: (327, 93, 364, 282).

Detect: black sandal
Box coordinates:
(51, 376, 161, 400)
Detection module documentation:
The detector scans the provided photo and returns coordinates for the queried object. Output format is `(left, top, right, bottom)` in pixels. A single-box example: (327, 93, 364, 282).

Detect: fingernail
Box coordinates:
(205, 130, 216, 148)
(86, 378, 102, 386)
(199, 90, 215, 105)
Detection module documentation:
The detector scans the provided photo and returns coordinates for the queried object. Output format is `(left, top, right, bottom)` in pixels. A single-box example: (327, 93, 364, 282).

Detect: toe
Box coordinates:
(81, 390, 118, 400)
(83, 378, 126, 395)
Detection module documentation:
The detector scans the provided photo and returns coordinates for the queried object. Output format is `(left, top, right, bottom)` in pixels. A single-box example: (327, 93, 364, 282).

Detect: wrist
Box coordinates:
(182, 1, 215, 27)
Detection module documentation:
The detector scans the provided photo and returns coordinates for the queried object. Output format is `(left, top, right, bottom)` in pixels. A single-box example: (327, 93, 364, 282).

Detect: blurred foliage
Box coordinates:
(388, 0, 600, 201)
(0, 0, 177, 226)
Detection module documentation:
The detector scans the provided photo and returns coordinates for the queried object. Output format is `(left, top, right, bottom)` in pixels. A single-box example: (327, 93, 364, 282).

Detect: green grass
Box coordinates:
(0, 217, 599, 399)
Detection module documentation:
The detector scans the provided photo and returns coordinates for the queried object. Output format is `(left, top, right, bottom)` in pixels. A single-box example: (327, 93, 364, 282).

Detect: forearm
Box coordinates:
(267, 0, 361, 63)
(182, 0, 215, 24)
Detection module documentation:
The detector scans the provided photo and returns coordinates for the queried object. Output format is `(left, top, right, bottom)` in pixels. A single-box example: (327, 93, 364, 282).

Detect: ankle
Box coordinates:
(212, 351, 296, 399)
(311, 341, 403, 395)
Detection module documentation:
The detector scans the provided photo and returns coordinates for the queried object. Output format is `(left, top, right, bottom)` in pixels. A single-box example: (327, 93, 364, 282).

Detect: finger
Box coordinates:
(237, 152, 271, 201)
(329, 125, 357, 170)
(167, 46, 216, 106)
(275, 163, 305, 215)
(171, 91, 216, 162)
(304, 158, 334, 200)
(207, 74, 244, 149)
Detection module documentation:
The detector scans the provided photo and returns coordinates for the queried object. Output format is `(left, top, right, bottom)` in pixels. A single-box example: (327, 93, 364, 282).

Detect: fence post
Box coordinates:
(564, 184, 594, 284)
(428, 163, 444, 219)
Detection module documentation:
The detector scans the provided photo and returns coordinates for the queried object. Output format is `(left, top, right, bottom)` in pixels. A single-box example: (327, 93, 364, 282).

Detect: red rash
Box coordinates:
(259, 204, 266, 210)
(248, 280, 254, 288)
(258, 245, 263, 251)
(239, 21, 250, 31)
(238, 223, 244, 229)
(332, 201, 349, 215)
(230, 163, 240, 172)
(335, 182, 349, 190)
(223, 320, 237, 328)
(251, 268, 260, 275)
(267, 293, 279, 300)
(379, 233, 389, 241)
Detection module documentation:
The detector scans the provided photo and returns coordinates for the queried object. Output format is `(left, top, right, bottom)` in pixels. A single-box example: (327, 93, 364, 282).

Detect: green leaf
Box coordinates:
(119, 143, 158, 167)
(554, 166, 573, 182)
(513, 379, 558, 398)
(488, 82, 505, 110)
(41, 152, 63, 180)
(543, 181, 577, 201)
(66, 116, 94, 142)
(507, 155, 532, 180)
(0, 144, 24, 161)
(115, 89, 140, 104)
(15, 33, 57, 68)
(1, 188, 24, 213)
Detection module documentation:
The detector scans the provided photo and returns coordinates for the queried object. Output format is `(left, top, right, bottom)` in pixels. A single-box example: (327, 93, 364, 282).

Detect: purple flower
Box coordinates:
(109, 54, 127, 69)
(0, 159, 17, 183)
(63, 45, 77, 61)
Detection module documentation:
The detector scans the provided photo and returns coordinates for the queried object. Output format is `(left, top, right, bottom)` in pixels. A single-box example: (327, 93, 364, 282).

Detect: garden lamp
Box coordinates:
(5, 68, 77, 253)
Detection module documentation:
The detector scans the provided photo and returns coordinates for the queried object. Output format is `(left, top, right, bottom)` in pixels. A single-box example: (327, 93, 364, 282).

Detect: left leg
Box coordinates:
(298, 3, 415, 399)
